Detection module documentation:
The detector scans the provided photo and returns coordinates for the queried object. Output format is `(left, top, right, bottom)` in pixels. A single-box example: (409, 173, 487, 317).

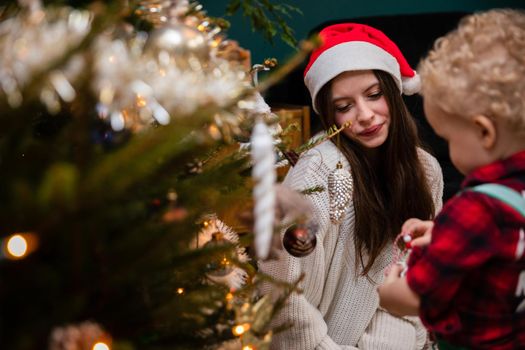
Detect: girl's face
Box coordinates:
(331, 70, 391, 151)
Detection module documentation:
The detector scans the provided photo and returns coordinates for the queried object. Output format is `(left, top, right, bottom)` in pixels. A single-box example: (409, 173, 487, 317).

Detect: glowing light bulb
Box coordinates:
(242, 346, 254, 350)
(232, 323, 250, 336)
(208, 124, 221, 140)
(176, 288, 184, 295)
(211, 38, 221, 48)
(7, 235, 27, 258)
(3, 232, 38, 260)
(92, 342, 110, 350)
(135, 95, 147, 108)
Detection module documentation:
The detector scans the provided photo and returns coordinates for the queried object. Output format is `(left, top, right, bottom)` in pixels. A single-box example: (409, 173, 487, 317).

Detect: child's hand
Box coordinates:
(401, 218, 434, 248)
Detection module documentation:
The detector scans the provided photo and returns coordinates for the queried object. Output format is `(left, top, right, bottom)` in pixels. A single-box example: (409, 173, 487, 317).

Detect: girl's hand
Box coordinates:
(378, 264, 420, 316)
(401, 218, 434, 248)
(382, 263, 404, 285)
(378, 264, 401, 311)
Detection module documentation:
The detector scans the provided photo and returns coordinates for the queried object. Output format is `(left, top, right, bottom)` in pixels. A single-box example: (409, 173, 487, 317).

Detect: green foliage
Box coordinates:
(224, 0, 302, 47)
(0, 9, 251, 350)
(0, 99, 251, 350)
(37, 162, 79, 209)
(301, 185, 325, 195)
(0, 1, 308, 349)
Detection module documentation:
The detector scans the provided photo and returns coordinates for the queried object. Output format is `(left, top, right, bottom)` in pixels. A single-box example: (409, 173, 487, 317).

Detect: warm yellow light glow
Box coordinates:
(176, 288, 184, 295)
(92, 342, 110, 350)
(203, 221, 209, 227)
(136, 95, 147, 108)
(225, 292, 233, 301)
(232, 325, 245, 336)
(100, 86, 115, 105)
(211, 38, 221, 48)
(7, 235, 27, 258)
(208, 124, 221, 140)
(3, 232, 38, 260)
(232, 323, 250, 336)
(221, 257, 230, 267)
(242, 346, 254, 350)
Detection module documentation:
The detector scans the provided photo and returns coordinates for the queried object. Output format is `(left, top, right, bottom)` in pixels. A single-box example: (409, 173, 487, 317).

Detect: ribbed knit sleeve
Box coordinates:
(259, 142, 353, 350)
(358, 309, 418, 349)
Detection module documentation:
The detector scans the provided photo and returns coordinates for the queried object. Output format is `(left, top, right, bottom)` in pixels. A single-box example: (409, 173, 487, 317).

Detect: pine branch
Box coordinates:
(224, 0, 301, 47)
(300, 185, 325, 195)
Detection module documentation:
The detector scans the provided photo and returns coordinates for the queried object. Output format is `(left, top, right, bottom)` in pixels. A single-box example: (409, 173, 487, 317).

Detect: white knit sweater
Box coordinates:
(259, 140, 443, 350)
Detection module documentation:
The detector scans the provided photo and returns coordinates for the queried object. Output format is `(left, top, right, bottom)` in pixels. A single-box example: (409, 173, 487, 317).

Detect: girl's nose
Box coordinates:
(356, 100, 374, 123)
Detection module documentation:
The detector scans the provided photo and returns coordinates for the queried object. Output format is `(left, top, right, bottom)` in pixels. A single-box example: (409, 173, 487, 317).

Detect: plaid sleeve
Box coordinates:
(406, 192, 498, 333)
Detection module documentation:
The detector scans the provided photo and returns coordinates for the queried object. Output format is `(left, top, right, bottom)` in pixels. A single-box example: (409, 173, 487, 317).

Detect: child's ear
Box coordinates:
(473, 115, 496, 149)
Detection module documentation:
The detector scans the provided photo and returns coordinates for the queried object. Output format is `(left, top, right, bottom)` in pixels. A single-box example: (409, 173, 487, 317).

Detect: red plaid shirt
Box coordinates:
(407, 150, 525, 349)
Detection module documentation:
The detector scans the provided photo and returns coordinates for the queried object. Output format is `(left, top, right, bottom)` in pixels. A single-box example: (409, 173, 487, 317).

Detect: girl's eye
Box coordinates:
(335, 104, 353, 113)
(368, 91, 383, 99)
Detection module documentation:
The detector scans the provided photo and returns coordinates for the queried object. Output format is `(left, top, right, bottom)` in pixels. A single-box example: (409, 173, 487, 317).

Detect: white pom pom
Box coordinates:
(402, 71, 421, 95)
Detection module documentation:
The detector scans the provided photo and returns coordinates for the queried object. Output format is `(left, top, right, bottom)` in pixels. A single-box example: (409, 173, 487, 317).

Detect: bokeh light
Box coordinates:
(92, 342, 110, 350)
(6, 235, 27, 258)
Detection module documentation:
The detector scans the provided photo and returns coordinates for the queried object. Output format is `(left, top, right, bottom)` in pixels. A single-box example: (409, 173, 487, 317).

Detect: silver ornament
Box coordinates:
(135, 0, 191, 27)
(144, 24, 210, 64)
(328, 161, 353, 223)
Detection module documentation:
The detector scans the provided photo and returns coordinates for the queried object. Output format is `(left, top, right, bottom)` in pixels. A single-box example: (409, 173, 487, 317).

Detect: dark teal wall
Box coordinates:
(203, 0, 525, 64)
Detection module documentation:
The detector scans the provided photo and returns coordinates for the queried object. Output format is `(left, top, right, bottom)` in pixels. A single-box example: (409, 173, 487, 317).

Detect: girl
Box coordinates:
(259, 23, 443, 349)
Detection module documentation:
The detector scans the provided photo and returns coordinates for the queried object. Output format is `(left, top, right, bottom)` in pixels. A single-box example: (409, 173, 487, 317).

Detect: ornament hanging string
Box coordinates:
(385, 231, 413, 277)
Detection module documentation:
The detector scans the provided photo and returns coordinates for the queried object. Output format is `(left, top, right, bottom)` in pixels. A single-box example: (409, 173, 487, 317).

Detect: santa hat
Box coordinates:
(304, 23, 421, 113)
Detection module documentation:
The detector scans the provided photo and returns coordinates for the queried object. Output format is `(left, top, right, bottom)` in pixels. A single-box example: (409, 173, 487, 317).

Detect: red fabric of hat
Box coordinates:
(304, 23, 420, 113)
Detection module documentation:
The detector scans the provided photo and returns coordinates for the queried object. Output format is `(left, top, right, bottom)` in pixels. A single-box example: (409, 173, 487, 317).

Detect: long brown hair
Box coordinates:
(316, 70, 435, 276)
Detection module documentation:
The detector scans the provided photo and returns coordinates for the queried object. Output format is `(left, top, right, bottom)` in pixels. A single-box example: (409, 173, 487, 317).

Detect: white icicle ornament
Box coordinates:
(328, 161, 353, 223)
(251, 119, 276, 260)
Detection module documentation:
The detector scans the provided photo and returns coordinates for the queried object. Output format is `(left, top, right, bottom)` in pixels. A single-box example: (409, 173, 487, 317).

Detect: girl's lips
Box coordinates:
(359, 123, 383, 137)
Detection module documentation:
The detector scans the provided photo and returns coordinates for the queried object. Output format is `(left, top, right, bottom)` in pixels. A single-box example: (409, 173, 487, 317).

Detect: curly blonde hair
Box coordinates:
(418, 9, 525, 135)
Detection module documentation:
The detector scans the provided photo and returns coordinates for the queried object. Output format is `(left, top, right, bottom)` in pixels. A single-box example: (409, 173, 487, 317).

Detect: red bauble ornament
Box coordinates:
(282, 223, 317, 257)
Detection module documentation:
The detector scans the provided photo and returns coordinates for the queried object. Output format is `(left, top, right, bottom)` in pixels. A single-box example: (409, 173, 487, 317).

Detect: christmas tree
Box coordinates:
(0, 1, 309, 349)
